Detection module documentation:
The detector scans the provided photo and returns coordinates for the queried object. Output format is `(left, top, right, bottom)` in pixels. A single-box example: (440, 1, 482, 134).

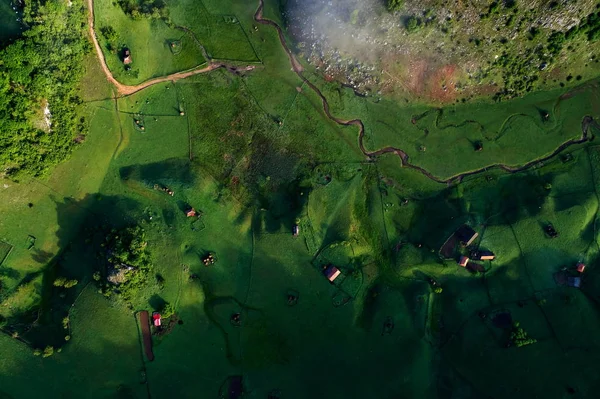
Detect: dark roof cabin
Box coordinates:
(458, 256, 469, 267)
(292, 224, 300, 237)
(567, 276, 582, 288)
(123, 49, 132, 65)
(456, 225, 478, 246)
(324, 265, 341, 283)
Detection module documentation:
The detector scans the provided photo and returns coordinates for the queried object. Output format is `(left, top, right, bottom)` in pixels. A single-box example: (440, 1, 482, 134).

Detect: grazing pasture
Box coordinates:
(1, 0, 600, 397)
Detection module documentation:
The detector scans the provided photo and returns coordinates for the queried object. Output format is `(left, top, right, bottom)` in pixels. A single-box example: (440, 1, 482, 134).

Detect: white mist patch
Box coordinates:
(286, 0, 404, 93)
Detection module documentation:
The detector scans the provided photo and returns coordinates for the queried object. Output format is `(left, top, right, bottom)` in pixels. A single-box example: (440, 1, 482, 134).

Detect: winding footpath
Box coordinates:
(87, 0, 597, 184)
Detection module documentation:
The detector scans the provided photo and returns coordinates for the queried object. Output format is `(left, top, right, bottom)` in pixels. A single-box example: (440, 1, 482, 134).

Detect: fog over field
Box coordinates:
(285, 0, 398, 62)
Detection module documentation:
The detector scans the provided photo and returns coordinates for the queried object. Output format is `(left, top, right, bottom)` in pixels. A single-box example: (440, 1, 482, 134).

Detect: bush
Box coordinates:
(53, 277, 67, 287)
(406, 16, 422, 33)
(42, 346, 54, 358)
(117, 0, 169, 20)
(434, 287, 443, 294)
(509, 322, 537, 347)
(33, 349, 42, 356)
(386, 0, 404, 12)
(64, 279, 78, 289)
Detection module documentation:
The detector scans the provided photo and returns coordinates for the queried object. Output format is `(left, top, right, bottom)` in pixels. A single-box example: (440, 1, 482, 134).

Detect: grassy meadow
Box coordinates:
(93, 0, 207, 85)
(1, 0, 600, 398)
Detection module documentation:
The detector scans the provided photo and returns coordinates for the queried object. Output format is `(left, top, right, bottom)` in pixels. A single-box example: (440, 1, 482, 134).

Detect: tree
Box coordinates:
(387, 0, 404, 12)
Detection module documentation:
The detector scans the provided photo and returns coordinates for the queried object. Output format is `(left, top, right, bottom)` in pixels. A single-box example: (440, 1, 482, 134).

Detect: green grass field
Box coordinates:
(93, 0, 207, 85)
(2, 0, 600, 397)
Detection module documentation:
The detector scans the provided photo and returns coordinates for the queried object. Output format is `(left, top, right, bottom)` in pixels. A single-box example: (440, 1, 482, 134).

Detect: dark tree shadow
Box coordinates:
(12, 193, 143, 349)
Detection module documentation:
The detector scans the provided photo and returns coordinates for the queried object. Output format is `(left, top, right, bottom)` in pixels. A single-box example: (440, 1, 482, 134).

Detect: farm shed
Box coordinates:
(458, 256, 469, 267)
(123, 49, 132, 64)
(324, 265, 341, 282)
(292, 224, 300, 237)
(471, 250, 495, 261)
(152, 312, 161, 327)
(456, 225, 478, 246)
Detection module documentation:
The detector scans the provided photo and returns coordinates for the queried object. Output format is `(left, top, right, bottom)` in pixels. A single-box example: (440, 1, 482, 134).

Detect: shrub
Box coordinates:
(33, 349, 42, 356)
(42, 346, 54, 358)
(434, 287, 443, 294)
(386, 0, 404, 12)
(53, 277, 67, 287)
(509, 322, 537, 347)
(406, 16, 422, 33)
(64, 279, 78, 289)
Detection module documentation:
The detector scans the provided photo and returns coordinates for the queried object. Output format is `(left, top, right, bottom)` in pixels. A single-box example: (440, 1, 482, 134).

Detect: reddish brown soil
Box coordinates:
(428, 64, 458, 103)
(139, 311, 154, 361)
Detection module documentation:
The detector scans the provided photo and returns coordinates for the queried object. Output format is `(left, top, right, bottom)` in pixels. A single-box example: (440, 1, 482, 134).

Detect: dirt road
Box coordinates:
(86, 0, 223, 97)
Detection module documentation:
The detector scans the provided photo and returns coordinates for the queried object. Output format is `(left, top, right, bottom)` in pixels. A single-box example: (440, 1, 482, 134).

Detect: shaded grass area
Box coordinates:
(0, 0, 22, 44)
(0, 284, 146, 398)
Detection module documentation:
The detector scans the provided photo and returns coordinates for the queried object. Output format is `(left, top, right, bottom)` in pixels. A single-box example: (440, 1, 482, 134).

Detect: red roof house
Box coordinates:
(186, 208, 197, 217)
(577, 262, 586, 273)
(152, 312, 161, 327)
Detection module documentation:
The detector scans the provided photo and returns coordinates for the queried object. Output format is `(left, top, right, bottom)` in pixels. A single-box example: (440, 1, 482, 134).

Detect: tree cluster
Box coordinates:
(509, 322, 537, 348)
(0, 0, 89, 177)
(116, 0, 168, 20)
(100, 226, 153, 300)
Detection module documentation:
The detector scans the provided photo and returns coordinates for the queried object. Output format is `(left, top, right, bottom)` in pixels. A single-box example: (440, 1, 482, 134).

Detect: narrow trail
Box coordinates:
(86, 0, 253, 97)
(254, 0, 596, 185)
